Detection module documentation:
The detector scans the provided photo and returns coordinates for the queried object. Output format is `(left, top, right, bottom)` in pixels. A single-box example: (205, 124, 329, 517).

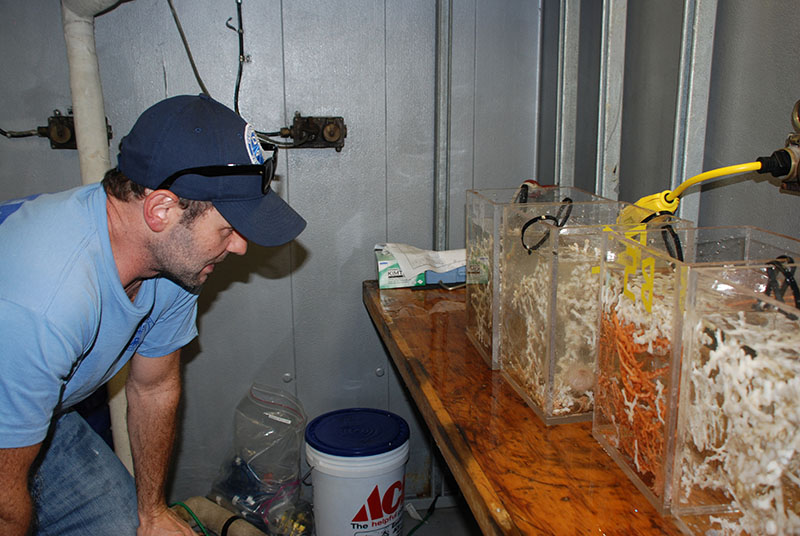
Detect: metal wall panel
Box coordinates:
(447, 0, 478, 249)
(473, 0, 540, 190)
(0, 2, 77, 200)
(387, 1, 437, 248)
(385, 0, 439, 498)
(699, 1, 800, 237)
(283, 1, 390, 420)
(448, 0, 542, 248)
(617, 0, 682, 204)
(573, 0, 602, 193)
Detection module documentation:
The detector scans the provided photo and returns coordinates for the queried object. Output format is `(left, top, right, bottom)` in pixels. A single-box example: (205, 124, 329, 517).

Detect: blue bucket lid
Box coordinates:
(305, 408, 410, 457)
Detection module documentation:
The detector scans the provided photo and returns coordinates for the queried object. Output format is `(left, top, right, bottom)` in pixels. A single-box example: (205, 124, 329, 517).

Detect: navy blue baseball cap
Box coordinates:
(117, 94, 306, 247)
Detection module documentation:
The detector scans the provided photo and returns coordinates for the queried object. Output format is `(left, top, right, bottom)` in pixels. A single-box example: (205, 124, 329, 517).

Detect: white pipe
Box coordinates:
(61, 0, 115, 185)
(106, 365, 133, 475)
(61, 0, 135, 476)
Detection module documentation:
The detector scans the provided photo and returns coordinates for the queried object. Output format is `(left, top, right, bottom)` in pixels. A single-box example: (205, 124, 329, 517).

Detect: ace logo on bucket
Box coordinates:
(350, 479, 404, 532)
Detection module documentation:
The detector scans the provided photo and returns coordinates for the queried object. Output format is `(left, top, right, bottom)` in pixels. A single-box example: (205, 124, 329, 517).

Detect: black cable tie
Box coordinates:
(514, 184, 529, 203)
(220, 515, 242, 536)
(520, 197, 574, 254)
(521, 214, 559, 253)
(554, 197, 573, 227)
(763, 258, 800, 319)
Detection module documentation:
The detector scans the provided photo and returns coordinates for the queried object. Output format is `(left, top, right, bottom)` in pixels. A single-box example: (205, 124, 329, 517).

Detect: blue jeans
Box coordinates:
(30, 411, 139, 535)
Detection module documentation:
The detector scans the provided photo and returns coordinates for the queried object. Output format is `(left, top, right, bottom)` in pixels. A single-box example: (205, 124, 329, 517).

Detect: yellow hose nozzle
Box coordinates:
(633, 189, 680, 214)
(616, 190, 679, 226)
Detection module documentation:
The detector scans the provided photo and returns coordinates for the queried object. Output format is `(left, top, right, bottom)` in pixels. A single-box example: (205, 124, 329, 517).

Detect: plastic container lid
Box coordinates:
(305, 408, 410, 457)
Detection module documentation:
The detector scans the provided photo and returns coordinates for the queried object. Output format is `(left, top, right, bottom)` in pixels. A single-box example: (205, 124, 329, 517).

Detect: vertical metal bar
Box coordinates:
(670, 0, 718, 224)
(595, 0, 627, 200)
(532, 0, 543, 182)
(434, 0, 452, 250)
(554, 0, 581, 187)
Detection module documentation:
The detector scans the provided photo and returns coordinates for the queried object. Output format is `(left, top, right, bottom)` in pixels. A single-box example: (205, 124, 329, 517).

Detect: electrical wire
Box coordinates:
(1, 127, 39, 138)
(232, 0, 245, 116)
(166, 0, 211, 97)
(170, 501, 211, 536)
(227, 1, 298, 146)
(667, 161, 762, 201)
(406, 495, 440, 536)
(256, 132, 304, 149)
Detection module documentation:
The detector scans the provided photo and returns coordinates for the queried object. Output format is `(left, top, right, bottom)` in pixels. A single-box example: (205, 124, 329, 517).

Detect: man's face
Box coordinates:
(151, 206, 248, 288)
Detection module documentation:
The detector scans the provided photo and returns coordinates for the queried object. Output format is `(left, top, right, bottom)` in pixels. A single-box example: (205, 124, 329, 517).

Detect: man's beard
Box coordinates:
(148, 221, 212, 290)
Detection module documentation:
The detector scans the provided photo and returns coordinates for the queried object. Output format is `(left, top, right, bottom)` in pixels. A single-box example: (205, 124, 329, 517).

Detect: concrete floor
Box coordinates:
(401, 498, 483, 536)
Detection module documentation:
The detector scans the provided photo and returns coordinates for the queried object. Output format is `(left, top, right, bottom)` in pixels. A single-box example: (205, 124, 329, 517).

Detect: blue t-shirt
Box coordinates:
(0, 183, 199, 447)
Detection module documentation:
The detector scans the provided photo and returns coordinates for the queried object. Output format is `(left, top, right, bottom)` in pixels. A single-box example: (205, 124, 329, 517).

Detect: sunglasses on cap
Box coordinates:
(156, 142, 278, 194)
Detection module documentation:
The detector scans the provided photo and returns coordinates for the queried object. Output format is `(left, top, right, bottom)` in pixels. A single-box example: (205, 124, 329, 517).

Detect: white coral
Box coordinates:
(677, 310, 800, 535)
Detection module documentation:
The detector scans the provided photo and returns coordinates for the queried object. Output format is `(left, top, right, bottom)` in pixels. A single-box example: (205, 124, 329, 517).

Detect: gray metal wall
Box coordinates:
(618, 0, 800, 237)
(699, 1, 800, 237)
(0, 0, 541, 502)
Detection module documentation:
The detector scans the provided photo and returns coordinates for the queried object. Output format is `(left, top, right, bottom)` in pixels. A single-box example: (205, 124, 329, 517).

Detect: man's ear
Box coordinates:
(142, 190, 181, 232)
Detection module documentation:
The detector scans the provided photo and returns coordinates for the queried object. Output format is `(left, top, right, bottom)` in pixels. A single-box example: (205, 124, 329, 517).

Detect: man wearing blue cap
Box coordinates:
(0, 95, 306, 535)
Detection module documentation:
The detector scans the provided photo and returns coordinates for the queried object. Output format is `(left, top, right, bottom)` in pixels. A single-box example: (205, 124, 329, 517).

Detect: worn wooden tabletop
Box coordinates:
(362, 280, 684, 536)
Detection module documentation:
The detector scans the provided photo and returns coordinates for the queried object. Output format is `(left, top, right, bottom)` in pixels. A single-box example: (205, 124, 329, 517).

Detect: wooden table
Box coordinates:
(363, 280, 684, 536)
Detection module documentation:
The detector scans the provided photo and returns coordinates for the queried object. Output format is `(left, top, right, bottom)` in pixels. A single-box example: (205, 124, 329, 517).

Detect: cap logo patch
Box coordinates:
(244, 123, 265, 164)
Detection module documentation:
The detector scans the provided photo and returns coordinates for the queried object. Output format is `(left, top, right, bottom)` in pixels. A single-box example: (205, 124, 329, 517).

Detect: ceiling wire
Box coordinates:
(166, 0, 211, 97)
(166, 0, 296, 147)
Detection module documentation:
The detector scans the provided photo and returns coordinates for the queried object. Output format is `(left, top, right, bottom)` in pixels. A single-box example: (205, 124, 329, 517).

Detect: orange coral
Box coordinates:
(596, 308, 671, 492)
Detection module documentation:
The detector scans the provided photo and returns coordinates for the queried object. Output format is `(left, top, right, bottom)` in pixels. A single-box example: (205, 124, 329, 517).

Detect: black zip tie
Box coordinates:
(513, 183, 529, 203)
(766, 258, 800, 309)
(521, 214, 559, 253)
(638, 211, 684, 262)
(554, 197, 573, 226)
(520, 197, 573, 254)
(301, 467, 313, 485)
(220, 515, 243, 536)
(660, 224, 684, 262)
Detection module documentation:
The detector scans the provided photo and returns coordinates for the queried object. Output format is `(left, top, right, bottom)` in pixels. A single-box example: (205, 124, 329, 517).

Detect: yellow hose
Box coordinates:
(666, 161, 762, 201)
(627, 161, 763, 217)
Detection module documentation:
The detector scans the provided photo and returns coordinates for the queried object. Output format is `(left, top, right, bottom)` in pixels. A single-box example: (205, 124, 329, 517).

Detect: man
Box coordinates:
(0, 94, 306, 535)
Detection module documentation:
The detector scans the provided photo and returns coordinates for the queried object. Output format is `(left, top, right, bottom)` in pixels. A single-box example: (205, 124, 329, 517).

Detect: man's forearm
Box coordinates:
(0, 444, 41, 536)
(125, 359, 181, 519)
(0, 497, 33, 536)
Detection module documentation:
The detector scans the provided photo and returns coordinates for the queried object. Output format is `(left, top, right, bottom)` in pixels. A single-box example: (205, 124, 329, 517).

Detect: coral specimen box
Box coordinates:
(592, 226, 800, 516)
(465, 185, 611, 369)
(498, 202, 687, 425)
(672, 263, 800, 536)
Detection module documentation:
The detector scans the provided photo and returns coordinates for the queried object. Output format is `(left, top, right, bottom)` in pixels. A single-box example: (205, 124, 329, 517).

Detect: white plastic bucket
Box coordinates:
(305, 408, 410, 536)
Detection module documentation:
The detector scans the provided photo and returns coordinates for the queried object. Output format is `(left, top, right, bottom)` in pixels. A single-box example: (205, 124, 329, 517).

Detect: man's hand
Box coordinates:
(137, 505, 196, 535)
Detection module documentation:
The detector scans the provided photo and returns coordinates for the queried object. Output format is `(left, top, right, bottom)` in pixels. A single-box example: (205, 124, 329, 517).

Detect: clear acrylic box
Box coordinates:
(592, 226, 800, 515)
(498, 201, 688, 425)
(672, 263, 800, 536)
(465, 185, 611, 369)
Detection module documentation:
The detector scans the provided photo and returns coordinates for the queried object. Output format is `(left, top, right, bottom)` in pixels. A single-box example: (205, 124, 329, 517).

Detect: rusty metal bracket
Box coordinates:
(279, 112, 347, 152)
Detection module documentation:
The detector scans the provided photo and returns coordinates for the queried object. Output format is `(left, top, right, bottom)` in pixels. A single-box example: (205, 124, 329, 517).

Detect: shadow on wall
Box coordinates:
(196, 240, 309, 315)
(175, 240, 308, 368)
